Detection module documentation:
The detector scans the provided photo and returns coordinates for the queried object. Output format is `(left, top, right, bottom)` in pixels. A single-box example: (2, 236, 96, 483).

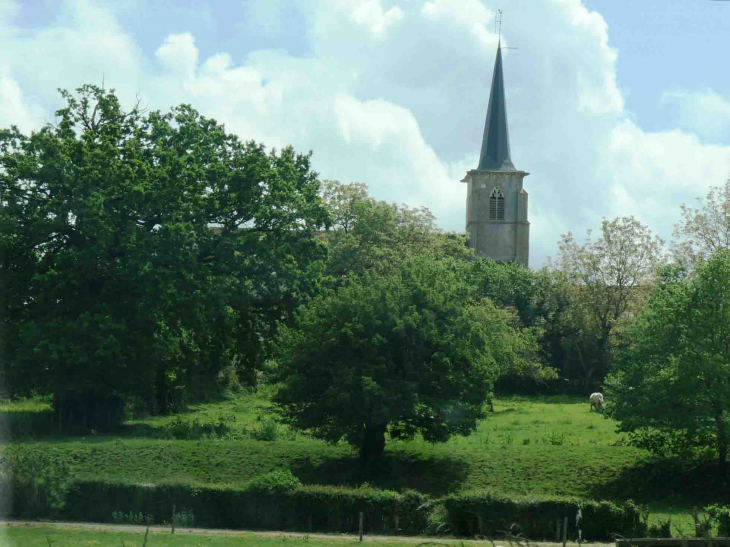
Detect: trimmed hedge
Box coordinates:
(440, 489, 648, 541)
(63, 479, 430, 534)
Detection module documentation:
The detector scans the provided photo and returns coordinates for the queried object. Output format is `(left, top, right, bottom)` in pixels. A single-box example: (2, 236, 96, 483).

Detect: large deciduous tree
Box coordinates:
(318, 180, 472, 281)
(605, 250, 730, 476)
(271, 255, 538, 463)
(0, 84, 330, 428)
(548, 216, 664, 391)
(671, 174, 730, 276)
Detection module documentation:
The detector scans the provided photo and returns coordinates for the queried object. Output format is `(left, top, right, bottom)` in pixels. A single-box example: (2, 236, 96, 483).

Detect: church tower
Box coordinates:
(461, 40, 529, 267)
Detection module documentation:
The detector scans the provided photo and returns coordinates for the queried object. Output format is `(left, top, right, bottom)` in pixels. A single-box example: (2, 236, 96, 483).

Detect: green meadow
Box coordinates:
(0, 391, 715, 534)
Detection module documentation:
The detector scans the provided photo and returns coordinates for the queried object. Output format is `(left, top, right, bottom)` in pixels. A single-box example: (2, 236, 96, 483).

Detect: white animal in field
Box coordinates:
(589, 392, 604, 413)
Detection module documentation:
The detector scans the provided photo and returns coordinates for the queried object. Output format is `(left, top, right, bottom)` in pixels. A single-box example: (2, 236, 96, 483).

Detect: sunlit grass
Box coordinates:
(0, 391, 713, 529)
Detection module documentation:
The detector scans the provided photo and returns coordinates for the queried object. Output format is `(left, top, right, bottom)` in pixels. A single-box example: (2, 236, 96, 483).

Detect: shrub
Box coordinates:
(155, 415, 234, 440)
(247, 470, 301, 494)
(705, 505, 730, 536)
(647, 518, 672, 538)
(173, 508, 195, 528)
(63, 479, 431, 534)
(253, 417, 279, 441)
(440, 490, 648, 541)
(0, 448, 70, 518)
(543, 431, 567, 446)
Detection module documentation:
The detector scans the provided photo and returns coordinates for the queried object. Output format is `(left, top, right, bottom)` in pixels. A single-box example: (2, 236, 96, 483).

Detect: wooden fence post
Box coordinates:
(308, 515, 312, 533)
(563, 516, 568, 547)
(557, 519, 561, 542)
(359, 512, 364, 542)
(394, 514, 399, 535)
(172, 504, 175, 534)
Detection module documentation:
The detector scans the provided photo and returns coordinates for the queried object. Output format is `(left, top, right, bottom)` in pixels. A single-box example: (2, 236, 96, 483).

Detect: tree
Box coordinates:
(605, 250, 730, 476)
(0, 84, 330, 428)
(671, 174, 730, 276)
(318, 180, 472, 281)
(271, 255, 538, 463)
(548, 216, 664, 390)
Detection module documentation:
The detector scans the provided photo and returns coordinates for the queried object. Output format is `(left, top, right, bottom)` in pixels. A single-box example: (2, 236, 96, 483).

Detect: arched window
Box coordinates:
(489, 187, 505, 220)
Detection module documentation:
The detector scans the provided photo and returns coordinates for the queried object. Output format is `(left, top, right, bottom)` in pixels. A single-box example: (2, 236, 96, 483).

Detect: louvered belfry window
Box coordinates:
(489, 187, 505, 220)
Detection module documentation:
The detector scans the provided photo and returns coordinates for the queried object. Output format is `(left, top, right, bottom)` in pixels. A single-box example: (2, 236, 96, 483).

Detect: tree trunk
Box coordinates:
(714, 402, 728, 477)
(359, 422, 388, 463)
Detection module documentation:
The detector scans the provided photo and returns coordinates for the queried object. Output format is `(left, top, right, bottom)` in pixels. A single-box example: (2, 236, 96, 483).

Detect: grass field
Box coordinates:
(0, 390, 719, 533)
(0, 524, 608, 547)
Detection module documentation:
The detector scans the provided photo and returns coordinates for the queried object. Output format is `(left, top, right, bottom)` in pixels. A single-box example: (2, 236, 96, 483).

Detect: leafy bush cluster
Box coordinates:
(5, 471, 668, 540)
(440, 490, 648, 541)
(0, 448, 70, 518)
(111, 510, 154, 525)
(63, 476, 428, 534)
(153, 415, 236, 440)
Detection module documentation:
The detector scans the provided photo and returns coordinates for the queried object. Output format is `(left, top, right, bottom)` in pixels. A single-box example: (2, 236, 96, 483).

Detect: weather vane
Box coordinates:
(495, 9, 518, 49)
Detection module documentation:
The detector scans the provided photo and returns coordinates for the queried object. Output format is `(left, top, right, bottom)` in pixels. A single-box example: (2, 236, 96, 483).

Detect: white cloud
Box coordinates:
(350, 0, 403, 39)
(421, 0, 496, 50)
(0, 76, 47, 134)
(2, 0, 730, 270)
(660, 87, 730, 144)
(155, 33, 198, 79)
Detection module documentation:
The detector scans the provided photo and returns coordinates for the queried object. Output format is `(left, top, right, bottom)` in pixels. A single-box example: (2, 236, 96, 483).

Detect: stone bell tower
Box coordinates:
(462, 40, 529, 267)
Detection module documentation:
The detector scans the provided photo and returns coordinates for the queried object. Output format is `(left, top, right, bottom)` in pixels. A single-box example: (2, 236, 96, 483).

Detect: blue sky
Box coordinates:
(1, 0, 729, 268)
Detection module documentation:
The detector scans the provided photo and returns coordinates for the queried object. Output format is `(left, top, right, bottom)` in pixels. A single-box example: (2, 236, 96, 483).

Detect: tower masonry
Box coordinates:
(462, 40, 529, 267)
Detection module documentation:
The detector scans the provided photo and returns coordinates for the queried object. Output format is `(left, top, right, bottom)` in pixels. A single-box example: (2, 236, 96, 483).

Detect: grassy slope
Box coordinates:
(0, 392, 713, 530)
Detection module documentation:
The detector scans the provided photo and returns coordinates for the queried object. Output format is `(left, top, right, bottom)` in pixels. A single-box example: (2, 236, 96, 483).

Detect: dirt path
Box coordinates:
(0, 519, 607, 546)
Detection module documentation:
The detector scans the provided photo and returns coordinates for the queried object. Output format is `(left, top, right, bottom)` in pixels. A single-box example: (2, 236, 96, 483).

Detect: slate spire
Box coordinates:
(477, 40, 516, 171)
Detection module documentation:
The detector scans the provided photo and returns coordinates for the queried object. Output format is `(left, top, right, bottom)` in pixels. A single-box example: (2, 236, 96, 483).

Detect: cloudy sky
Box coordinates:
(1, 0, 729, 268)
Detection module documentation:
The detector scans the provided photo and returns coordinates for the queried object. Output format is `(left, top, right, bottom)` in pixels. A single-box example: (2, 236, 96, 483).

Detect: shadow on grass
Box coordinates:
(0, 409, 59, 439)
(289, 451, 469, 497)
(501, 394, 586, 405)
(591, 455, 730, 505)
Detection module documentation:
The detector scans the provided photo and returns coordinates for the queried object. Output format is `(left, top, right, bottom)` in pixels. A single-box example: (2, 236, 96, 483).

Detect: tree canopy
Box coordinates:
(547, 216, 664, 390)
(0, 84, 330, 427)
(671, 174, 730, 276)
(318, 179, 471, 281)
(605, 250, 730, 475)
(271, 255, 540, 462)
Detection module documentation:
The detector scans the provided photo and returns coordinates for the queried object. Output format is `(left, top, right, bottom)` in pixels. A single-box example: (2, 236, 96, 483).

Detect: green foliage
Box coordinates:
(605, 250, 730, 472)
(647, 517, 672, 538)
(547, 216, 664, 390)
(317, 180, 472, 283)
(441, 490, 648, 541)
(111, 510, 154, 525)
(64, 479, 430, 534)
(705, 504, 730, 536)
(0, 447, 71, 518)
(272, 254, 538, 461)
(154, 414, 235, 440)
(173, 508, 196, 528)
(671, 175, 730, 275)
(253, 417, 280, 441)
(0, 84, 330, 426)
(247, 470, 301, 493)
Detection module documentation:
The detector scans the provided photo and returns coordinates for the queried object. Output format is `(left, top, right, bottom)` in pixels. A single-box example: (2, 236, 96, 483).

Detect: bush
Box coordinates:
(63, 479, 431, 534)
(253, 417, 279, 441)
(154, 415, 235, 440)
(440, 490, 648, 541)
(0, 448, 70, 518)
(705, 505, 730, 536)
(647, 518, 672, 538)
(247, 470, 301, 494)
